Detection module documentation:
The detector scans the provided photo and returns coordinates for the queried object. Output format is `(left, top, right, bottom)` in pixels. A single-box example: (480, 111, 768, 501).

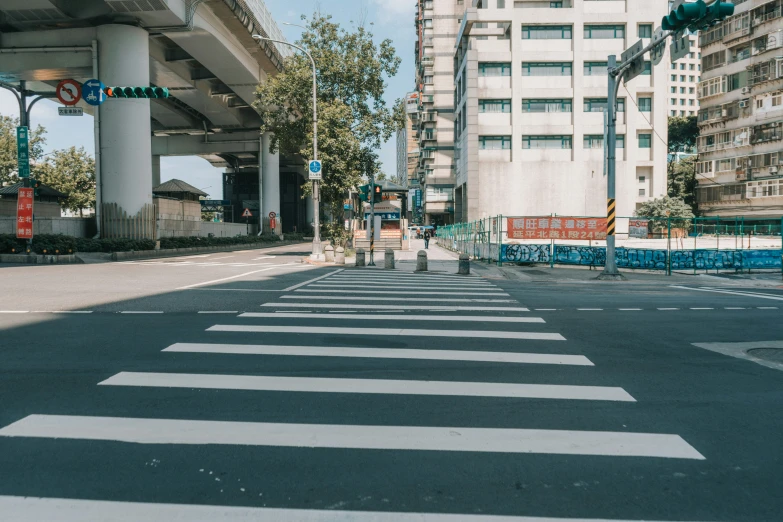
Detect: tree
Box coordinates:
(635, 196, 695, 232)
(254, 14, 404, 242)
(0, 115, 47, 186)
(668, 116, 699, 154)
(667, 155, 697, 209)
(35, 147, 96, 216)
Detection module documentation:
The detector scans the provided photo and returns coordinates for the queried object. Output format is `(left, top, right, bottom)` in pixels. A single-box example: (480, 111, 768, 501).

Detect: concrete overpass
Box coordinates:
(0, 0, 312, 237)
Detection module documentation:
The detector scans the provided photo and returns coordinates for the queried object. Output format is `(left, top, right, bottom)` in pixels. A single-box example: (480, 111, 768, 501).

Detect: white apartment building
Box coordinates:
(451, 0, 669, 223)
(668, 35, 702, 117)
(696, 0, 783, 220)
(415, 0, 461, 225)
(396, 112, 418, 187)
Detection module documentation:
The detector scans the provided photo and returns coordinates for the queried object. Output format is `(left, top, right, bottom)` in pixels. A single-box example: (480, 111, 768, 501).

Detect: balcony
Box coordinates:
(751, 122, 783, 144)
(747, 178, 783, 198)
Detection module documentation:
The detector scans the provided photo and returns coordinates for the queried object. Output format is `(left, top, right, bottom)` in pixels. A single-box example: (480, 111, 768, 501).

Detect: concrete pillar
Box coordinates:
(416, 250, 428, 272)
(151, 155, 161, 188)
(355, 248, 365, 267)
(98, 24, 154, 239)
(261, 133, 280, 233)
(324, 244, 334, 263)
(458, 253, 470, 275)
(384, 249, 395, 269)
(335, 246, 345, 265)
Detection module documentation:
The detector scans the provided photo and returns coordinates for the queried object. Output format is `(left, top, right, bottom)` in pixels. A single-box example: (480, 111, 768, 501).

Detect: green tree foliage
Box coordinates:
(667, 156, 697, 209)
(0, 115, 46, 185)
(35, 147, 96, 216)
(668, 116, 699, 153)
(635, 196, 695, 232)
(254, 14, 404, 242)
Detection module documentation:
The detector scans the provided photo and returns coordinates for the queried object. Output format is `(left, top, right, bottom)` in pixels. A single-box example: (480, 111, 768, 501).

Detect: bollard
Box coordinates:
(324, 244, 334, 263)
(458, 253, 470, 275)
(415, 250, 428, 272)
(356, 248, 366, 267)
(335, 246, 345, 265)
(384, 248, 395, 269)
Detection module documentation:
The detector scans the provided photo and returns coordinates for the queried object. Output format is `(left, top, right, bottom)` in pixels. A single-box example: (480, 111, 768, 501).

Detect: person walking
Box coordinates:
(423, 229, 430, 249)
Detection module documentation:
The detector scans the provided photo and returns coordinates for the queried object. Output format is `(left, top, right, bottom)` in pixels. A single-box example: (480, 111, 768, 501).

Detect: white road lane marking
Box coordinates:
(535, 309, 558, 311)
(240, 312, 544, 323)
(690, 308, 714, 310)
(618, 308, 642, 311)
(207, 325, 566, 341)
(0, 415, 704, 459)
(758, 306, 780, 309)
(197, 311, 239, 314)
(279, 296, 519, 303)
(120, 311, 164, 314)
(658, 308, 680, 311)
(308, 284, 497, 290)
(0, 496, 715, 521)
(263, 303, 530, 311)
(178, 265, 307, 290)
(671, 285, 783, 302)
(577, 309, 603, 311)
(100, 372, 632, 402)
(295, 289, 510, 296)
(209, 256, 235, 260)
(724, 307, 746, 310)
(0, 311, 29, 314)
(162, 342, 592, 365)
(282, 269, 345, 291)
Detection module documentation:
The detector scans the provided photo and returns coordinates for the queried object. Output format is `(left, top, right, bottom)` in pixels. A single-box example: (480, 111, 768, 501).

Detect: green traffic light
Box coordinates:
(662, 0, 706, 31)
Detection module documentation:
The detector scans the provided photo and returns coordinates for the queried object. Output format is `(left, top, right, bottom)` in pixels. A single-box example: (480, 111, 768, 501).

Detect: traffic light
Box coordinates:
(358, 184, 370, 202)
(104, 86, 170, 99)
(662, 0, 734, 32)
(31, 179, 41, 196)
(372, 184, 383, 203)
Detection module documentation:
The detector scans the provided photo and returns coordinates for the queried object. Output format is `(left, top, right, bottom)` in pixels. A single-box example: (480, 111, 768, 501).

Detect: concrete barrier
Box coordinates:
(458, 253, 470, 275)
(384, 248, 395, 269)
(356, 248, 366, 267)
(335, 246, 345, 265)
(324, 244, 335, 263)
(415, 250, 428, 272)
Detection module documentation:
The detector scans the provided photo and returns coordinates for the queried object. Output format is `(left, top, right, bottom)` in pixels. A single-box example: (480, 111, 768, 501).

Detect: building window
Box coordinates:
(638, 133, 652, 148)
(680, 99, 685, 105)
(522, 62, 572, 76)
(479, 99, 512, 113)
(639, 189, 646, 196)
(690, 64, 695, 70)
(671, 74, 677, 81)
(680, 110, 686, 116)
(638, 24, 652, 38)
(522, 25, 572, 39)
(479, 62, 512, 76)
(584, 61, 608, 76)
(689, 87, 695, 94)
(550, 1, 563, 7)
(680, 75, 686, 81)
(689, 75, 695, 82)
(671, 63, 676, 70)
(642, 61, 651, 75)
(497, 0, 505, 7)
(639, 175, 646, 182)
(522, 135, 572, 149)
(584, 134, 624, 148)
(479, 136, 511, 150)
(671, 87, 676, 93)
(671, 98, 676, 105)
(774, 95, 782, 106)
(689, 99, 694, 106)
(584, 25, 625, 39)
(680, 63, 685, 70)
(584, 98, 625, 112)
(424, 75, 433, 84)
(423, 19, 433, 28)
(638, 97, 652, 112)
(522, 98, 572, 112)
(671, 110, 676, 116)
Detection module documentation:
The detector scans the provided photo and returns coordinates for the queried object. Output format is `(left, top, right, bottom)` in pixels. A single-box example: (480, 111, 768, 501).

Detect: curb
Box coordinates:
(0, 254, 83, 265)
(110, 240, 306, 262)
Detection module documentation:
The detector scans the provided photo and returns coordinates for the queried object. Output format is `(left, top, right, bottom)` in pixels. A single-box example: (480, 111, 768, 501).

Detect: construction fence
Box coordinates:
(436, 215, 783, 275)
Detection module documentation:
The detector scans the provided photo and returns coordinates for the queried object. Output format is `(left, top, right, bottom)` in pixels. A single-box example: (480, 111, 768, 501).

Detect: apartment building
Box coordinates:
(446, 0, 668, 223)
(668, 35, 702, 117)
(396, 110, 418, 187)
(415, 0, 461, 226)
(696, 0, 783, 219)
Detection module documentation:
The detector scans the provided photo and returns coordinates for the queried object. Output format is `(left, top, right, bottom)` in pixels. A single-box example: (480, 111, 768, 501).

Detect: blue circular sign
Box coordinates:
(309, 160, 322, 173)
(82, 79, 106, 106)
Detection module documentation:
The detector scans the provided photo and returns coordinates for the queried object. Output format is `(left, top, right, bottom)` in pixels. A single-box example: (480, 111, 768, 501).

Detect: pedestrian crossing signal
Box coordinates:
(373, 184, 382, 203)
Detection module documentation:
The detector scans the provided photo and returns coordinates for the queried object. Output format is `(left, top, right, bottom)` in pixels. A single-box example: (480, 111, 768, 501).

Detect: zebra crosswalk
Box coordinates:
(0, 268, 708, 521)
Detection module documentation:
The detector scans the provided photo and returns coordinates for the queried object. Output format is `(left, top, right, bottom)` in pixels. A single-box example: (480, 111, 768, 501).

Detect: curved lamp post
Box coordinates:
(253, 34, 321, 258)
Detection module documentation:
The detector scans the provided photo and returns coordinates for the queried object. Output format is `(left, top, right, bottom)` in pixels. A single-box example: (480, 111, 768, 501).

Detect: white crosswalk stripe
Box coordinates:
(239, 312, 545, 323)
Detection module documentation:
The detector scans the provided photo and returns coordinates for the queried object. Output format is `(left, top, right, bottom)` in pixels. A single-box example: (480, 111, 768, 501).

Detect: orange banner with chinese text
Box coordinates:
(508, 217, 608, 240)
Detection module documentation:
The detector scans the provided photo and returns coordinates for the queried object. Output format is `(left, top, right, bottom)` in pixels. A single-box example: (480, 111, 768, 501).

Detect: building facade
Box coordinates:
(415, 0, 461, 226)
(448, 0, 669, 223)
(669, 34, 702, 117)
(696, 0, 783, 219)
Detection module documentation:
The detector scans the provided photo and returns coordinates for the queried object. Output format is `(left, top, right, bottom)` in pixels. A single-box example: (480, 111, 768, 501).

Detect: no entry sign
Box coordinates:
(56, 79, 81, 106)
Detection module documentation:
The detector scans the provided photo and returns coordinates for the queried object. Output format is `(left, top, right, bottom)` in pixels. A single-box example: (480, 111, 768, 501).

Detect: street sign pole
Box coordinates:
(602, 55, 620, 278)
(368, 171, 376, 266)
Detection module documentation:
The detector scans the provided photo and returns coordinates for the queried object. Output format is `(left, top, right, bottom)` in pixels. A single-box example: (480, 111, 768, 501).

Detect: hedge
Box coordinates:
(0, 234, 156, 255)
(159, 234, 280, 249)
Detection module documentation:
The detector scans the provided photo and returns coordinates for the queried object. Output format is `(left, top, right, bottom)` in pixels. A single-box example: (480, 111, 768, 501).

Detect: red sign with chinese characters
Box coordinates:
(16, 187, 34, 239)
(508, 217, 608, 240)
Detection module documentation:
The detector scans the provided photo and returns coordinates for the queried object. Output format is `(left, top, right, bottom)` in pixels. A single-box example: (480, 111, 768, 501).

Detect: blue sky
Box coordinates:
(0, 0, 414, 198)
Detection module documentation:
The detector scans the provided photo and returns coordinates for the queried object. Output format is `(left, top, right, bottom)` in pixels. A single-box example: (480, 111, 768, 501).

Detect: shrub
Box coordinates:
(0, 234, 155, 254)
(159, 234, 281, 250)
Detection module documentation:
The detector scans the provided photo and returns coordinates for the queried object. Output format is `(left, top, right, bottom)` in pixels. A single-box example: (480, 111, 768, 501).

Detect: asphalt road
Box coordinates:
(1, 243, 782, 521)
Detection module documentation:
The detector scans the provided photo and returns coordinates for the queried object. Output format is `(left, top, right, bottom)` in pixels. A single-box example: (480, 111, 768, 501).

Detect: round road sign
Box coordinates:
(56, 79, 81, 106)
(309, 160, 322, 174)
(269, 211, 277, 219)
(82, 79, 106, 106)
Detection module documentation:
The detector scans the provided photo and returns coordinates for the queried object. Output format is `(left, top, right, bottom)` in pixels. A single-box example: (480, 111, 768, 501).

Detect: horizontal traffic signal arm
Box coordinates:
(662, 0, 734, 32)
(104, 87, 170, 98)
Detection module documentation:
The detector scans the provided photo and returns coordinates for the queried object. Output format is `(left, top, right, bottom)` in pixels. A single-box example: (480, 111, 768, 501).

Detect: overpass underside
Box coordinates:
(0, 0, 310, 238)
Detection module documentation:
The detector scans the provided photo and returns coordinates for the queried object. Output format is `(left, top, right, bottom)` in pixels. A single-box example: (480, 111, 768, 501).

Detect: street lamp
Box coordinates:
(252, 34, 322, 258)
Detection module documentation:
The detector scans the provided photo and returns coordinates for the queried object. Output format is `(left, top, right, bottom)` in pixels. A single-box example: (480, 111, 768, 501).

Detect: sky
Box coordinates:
(0, 0, 414, 198)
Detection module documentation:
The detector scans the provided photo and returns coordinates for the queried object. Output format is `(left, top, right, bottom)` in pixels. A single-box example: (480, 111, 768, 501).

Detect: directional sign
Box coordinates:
(650, 27, 667, 66)
(308, 160, 322, 180)
(621, 39, 645, 83)
(58, 107, 84, 116)
(16, 187, 34, 240)
(242, 208, 253, 218)
(56, 79, 81, 106)
(16, 126, 30, 179)
(201, 199, 230, 206)
(82, 79, 106, 106)
(670, 29, 691, 62)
